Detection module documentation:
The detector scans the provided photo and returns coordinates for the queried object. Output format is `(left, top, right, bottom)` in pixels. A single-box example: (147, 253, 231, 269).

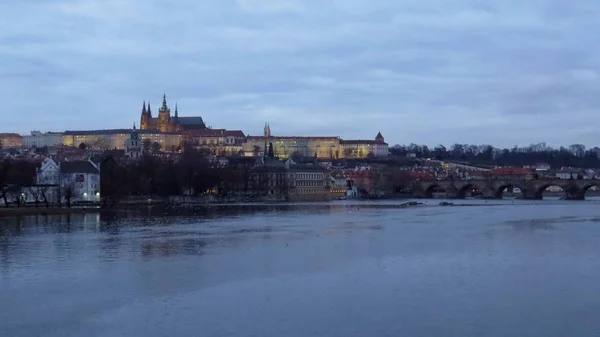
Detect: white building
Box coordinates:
(37, 158, 101, 203)
(22, 131, 63, 148)
(339, 132, 389, 158)
(124, 125, 143, 160)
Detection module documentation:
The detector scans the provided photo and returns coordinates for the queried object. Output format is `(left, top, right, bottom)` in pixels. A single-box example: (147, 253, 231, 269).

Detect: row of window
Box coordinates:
(295, 181, 324, 186)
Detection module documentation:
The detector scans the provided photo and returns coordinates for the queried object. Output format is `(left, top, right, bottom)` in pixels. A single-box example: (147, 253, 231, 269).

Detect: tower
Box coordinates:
(158, 93, 171, 132)
(125, 122, 142, 160)
(140, 101, 149, 130)
(375, 131, 384, 143)
(264, 122, 271, 137)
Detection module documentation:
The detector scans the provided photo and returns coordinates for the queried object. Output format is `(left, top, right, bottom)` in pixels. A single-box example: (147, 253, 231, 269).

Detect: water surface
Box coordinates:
(2, 200, 600, 337)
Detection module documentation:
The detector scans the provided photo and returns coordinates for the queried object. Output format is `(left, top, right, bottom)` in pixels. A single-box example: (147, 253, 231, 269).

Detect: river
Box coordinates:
(2, 199, 600, 337)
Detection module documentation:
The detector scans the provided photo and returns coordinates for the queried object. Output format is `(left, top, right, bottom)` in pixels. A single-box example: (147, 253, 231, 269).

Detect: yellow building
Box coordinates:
(140, 95, 206, 133)
(192, 129, 246, 156)
(242, 124, 388, 159)
(0, 133, 23, 148)
(62, 129, 183, 151)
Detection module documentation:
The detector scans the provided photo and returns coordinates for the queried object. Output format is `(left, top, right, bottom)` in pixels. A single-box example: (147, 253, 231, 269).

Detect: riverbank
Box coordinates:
(0, 207, 102, 217)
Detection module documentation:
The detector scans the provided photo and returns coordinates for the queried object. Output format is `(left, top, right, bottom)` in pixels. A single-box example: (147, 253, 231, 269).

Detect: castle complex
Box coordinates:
(16, 94, 390, 159)
(140, 94, 206, 133)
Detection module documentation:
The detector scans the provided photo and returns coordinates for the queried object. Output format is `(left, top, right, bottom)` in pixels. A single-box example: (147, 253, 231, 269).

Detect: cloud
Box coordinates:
(1, 0, 600, 148)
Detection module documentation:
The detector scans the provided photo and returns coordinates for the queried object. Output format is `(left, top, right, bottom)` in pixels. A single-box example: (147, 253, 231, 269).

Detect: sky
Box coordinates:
(1, 0, 599, 148)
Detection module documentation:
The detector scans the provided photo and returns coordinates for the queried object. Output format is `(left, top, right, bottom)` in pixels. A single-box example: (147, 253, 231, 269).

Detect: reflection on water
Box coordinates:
(3, 199, 600, 337)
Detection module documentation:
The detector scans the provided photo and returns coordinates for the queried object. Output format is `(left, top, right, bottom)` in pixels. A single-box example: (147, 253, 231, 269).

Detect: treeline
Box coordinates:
(100, 148, 271, 207)
(390, 143, 600, 168)
(0, 159, 39, 207)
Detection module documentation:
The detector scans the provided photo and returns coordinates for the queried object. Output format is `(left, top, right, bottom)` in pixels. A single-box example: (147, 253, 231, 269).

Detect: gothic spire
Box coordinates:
(160, 93, 168, 111)
(142, 101, 146, 114)
(147, 102, 152, 117)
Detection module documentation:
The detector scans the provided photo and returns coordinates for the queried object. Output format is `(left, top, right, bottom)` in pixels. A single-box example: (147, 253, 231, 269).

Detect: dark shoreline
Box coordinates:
(0, 207, 102, 217)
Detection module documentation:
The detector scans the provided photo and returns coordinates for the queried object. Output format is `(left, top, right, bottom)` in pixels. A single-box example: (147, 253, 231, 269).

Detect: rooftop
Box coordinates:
(60, 161, 99, 174)
(64, 129, 182, 136)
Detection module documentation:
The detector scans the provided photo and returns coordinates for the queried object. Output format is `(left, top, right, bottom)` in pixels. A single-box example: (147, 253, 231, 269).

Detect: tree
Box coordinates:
(0, 159, 10, 207)
(61, 179, 76, 208)
(290, 151, 303, 162)
(252, 145, 260, 157)
(28, 185, 42, 208)
(143, 139, 152, 153)
(151, 142, 161, 154)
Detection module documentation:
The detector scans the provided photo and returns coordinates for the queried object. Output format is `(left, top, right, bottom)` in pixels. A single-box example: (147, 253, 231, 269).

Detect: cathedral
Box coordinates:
(140, 94, 206, 132)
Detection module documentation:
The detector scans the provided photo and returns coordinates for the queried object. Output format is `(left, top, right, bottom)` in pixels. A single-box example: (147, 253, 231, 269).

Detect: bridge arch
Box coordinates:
(424, 184, 445, 198)
(456, 183, 484, 199)
(575, 182, 600, 200)
(494, 184, 525, 199)
(534, 183, 567, 200)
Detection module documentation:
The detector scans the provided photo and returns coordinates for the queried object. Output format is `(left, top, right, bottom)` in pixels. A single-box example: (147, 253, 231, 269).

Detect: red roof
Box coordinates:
(0, 133, 22, 138)
(340, 140, 387, 145)
(192, 129, 245, 137)
(490, 167, 532, 175)
(246, 136, 339, 140)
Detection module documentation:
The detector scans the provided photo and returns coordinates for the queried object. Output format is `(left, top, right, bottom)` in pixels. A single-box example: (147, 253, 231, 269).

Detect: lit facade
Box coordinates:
(22, 131, 63, 148)
(124, 125, 143, 159)
(242, 124, 388, 159)
(140, 94, 206, 133)
(62, 129, 183, 151)
(0, 133, 23, 148)
(339, 132, 389, 158)
(36, 158, 101, 203)
(193, 129, 246, 156)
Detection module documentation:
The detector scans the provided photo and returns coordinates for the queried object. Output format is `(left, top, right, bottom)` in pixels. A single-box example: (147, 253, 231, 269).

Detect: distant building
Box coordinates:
(250, 156, 330, 201)
(0, 133, 23, 148)
(22, 131, 63, 148)
(192, 128, 246, 156)
(37, 158, 101, 203)
(243, 124, 388, 159)
(140, 94, 206, 133)
(535, 163, 551, 172)
(339, 132, 389, 158)
(124, 124, 143, 160)
(489, 167, 534, 180)
(555, 168, 582, 180)
(62, 129, 183, 151)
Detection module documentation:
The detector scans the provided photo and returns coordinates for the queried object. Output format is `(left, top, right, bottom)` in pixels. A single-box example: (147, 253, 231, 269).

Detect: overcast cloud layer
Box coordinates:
(1, 0, 599, 147)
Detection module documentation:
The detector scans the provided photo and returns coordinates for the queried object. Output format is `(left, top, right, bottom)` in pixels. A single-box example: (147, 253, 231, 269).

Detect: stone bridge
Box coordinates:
(412, 179, 600, 200)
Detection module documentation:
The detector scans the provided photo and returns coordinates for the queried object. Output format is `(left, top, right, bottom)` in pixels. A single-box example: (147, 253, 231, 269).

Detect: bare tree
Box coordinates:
(28, 185, 42, 208)
(143, 139, 152, 153)
(6, 185, 23, 208)
(151, 142, 161, 154)
(39, 185, 53, 207)
(61, 180, 76, 208)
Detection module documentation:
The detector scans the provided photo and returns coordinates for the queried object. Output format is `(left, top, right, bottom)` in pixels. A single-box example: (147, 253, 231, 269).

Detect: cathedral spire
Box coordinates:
(160, 93, 168, 111)
(147, 102, 152, 117)
(142, 101, 146, 115)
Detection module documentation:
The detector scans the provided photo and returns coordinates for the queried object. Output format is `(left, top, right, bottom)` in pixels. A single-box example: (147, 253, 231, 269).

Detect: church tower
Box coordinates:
(264, 122, 271, 137)
(140, 101, 149, 130)
(158, 94, 171, 132)
(375, 131, 385, 143)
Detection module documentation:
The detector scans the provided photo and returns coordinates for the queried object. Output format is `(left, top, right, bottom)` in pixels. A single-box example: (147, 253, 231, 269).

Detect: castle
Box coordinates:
(140, 94, 206, 132)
